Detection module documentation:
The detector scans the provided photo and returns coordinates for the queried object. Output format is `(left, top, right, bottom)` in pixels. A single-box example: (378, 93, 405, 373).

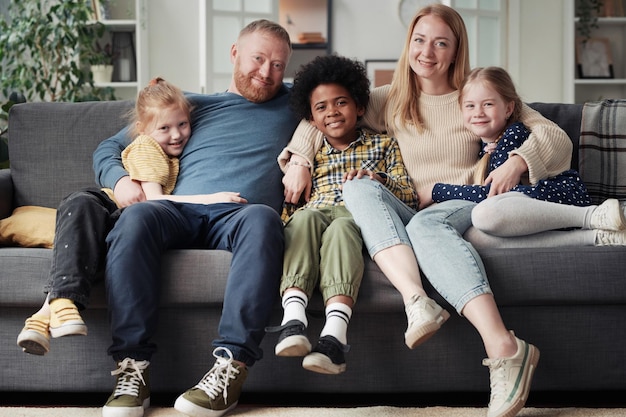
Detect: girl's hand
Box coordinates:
(192, 192, 248, 205)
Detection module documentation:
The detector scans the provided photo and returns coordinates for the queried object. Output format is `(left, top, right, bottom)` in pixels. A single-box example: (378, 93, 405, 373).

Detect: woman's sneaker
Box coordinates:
(404, 294, 450, 349)
(49, 298, 87, 338)
(482, 332, 540, 417)
(266, 320, 311, 357)
(17, 314, 50, 355)
(302, 335, 350, 375)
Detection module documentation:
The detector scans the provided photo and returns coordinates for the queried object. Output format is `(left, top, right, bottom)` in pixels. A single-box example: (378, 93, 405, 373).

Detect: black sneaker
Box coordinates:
(266, 320, 311, 357)
(302, 335, 350, 375)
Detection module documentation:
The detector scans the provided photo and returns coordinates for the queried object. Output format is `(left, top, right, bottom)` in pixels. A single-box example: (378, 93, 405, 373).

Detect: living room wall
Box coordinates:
(146, 0, 566, 102)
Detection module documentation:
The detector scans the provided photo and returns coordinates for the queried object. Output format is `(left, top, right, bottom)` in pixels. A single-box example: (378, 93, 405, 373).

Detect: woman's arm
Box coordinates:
(511, 103, 572, 183)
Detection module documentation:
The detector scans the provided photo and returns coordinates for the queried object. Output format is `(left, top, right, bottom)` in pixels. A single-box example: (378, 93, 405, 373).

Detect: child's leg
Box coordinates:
(16, 295, 52, 355)
(269, 209, 328, 357)
(302, 209, 360, 375)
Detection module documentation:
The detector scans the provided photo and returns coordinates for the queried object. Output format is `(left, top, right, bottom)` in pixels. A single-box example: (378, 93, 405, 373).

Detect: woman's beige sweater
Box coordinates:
(280, 85, 572, 196)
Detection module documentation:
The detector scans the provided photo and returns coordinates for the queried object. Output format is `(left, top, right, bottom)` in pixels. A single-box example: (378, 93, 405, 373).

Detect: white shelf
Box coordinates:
(565, 2, 626, 103)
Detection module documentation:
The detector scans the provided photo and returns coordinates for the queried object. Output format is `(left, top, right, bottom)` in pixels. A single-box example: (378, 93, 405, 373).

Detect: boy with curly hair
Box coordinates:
(266, 55, 418, 374)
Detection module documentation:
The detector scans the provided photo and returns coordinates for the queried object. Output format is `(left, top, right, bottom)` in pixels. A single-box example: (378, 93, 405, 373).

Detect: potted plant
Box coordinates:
(90, 42, 117, 84)
(0, 0, 115, 167)
(577, 0, 604, 40)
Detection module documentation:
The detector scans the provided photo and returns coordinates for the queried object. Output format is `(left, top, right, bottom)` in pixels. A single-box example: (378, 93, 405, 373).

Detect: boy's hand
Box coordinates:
(343, 169, 382, 184)
(417, 183, 434, 210)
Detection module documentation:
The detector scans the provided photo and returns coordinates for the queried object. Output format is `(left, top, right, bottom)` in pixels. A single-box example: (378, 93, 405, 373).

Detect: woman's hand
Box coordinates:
(485, 154, 527, 197)
(417, 183, 434, 210)
(113, 176, 146, 207)
(283, 156, 312, 204)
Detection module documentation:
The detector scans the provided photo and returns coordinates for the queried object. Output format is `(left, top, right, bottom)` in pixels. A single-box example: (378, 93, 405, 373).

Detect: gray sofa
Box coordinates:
(1, 100, 625, 403)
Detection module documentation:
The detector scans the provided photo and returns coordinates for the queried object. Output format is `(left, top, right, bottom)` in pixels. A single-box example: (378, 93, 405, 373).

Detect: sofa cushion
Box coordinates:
(578, 99, 626, 204)
(0, 206, 56, 248)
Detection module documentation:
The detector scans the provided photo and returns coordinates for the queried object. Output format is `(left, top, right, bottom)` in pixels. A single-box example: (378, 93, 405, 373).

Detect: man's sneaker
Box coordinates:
(302, 335, 350, 375)
(17, 314, 50, 355)
(266, 320, 312, 357)
(49, 298, 87, 338)
(174, 347, 248, 417)
(595, 229, 626, 246)
(404, 294, 450, 349)
(102, 358, 150, 417)
(482, 332, 540, 417)
(590, 198, 626, 231)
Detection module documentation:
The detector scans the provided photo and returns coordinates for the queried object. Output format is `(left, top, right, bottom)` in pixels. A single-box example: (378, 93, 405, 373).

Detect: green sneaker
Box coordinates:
(482, 332, 540, 417)
(174, 347, 248, 417)
(102, 358, 150, 417)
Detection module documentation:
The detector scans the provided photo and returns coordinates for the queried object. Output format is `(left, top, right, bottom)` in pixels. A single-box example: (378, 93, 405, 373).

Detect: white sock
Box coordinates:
(320, 302, 352, 345)
(281, 290, 308, 327)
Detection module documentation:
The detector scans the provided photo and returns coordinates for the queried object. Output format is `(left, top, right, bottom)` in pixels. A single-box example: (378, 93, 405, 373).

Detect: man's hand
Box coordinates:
(485, 154, 527, 197)
(283, 157, 312, 204)
(113, 176, 146, 207)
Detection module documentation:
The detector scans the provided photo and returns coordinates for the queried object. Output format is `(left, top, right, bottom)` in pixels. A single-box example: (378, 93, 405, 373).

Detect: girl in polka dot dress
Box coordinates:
(432, 66, 591, 206)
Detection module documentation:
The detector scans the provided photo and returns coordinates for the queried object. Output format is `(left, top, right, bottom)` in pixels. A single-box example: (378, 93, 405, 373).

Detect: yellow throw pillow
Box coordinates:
(0, 206, 56, 248)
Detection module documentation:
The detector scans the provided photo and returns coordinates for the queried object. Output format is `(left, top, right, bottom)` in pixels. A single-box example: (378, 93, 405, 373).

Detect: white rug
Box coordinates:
(1, 406, 624, 417)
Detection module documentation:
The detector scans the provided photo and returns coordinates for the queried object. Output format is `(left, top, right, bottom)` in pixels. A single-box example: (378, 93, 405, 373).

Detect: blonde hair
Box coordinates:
(238, 19, 292, 53)
(460, 67, 524, 184)
(129, 77, 192, 138)
(386, 4, 470, 134)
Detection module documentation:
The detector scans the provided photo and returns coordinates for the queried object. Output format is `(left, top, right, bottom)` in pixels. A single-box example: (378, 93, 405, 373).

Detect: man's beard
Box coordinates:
(233, 67, 280, 103)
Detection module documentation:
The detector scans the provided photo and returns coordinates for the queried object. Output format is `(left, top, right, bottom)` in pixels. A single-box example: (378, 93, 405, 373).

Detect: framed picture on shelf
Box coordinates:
(576, 37, 614, 79)
(365, 60, 397, 87)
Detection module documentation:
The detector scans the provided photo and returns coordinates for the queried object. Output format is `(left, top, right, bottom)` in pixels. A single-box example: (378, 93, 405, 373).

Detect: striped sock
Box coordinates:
(281, 290, 308, 327)
(320, 302, 352, 345)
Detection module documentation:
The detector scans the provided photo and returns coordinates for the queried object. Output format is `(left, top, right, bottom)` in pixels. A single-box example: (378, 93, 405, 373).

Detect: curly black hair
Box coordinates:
(289, 54, 370, 120)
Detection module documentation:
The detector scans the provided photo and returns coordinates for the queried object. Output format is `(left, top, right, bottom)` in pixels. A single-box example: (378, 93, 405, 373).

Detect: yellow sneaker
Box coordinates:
(17, 314, 50, 355)
(49, 298, 87, 338)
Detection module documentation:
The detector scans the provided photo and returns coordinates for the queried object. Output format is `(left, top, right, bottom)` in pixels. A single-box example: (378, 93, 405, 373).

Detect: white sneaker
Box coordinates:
(404, 294, 450, 349)
(595, 229, 626, 246)
(590, 199, 626, 231)
(482, 332, 540, 417)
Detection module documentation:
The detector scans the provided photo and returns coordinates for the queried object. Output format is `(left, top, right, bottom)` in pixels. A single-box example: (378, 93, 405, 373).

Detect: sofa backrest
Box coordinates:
(7, 100, 584, 210)
(8, 100, 134, 208)
(529, 102, 584, 170)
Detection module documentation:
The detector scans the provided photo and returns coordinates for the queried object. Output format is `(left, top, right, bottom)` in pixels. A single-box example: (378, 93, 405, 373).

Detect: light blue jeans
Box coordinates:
(343, 178, 492, 313)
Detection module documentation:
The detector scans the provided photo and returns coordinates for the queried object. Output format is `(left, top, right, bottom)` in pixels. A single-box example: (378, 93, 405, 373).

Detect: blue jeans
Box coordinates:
(105, 201, 284, 366)
(343, 178, 491, 313)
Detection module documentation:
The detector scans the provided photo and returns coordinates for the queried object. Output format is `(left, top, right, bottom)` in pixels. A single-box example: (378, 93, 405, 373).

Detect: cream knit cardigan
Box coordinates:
(279, 85, 572, 196)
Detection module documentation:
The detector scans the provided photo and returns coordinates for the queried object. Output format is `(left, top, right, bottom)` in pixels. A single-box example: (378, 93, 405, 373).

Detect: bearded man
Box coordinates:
(93, 20, 298, 417)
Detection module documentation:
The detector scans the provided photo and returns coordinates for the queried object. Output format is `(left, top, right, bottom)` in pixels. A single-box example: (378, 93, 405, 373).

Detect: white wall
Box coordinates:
(145, 0, 567, 102)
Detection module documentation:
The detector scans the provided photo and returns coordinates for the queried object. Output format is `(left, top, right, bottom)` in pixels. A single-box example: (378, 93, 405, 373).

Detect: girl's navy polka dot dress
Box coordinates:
(432, 122, 592, 206)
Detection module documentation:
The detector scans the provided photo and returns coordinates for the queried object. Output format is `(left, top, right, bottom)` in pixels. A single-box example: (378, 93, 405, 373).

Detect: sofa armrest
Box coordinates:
(0, 169, 13, 219)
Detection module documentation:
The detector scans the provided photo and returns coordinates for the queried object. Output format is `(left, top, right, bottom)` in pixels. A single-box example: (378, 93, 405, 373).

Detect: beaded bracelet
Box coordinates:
(287, 160, 311, 168)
